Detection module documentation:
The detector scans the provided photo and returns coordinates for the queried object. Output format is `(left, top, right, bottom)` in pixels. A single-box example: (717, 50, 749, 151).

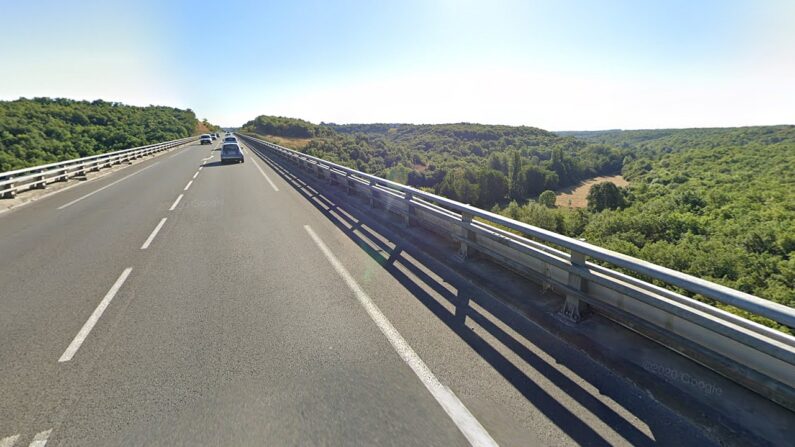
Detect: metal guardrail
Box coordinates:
(0, 136, 196, 199)
(238, 133, 795, 411)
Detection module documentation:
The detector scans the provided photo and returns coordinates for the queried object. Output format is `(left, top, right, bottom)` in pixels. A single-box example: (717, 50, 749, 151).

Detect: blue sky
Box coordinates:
(1, 0, 793, 129)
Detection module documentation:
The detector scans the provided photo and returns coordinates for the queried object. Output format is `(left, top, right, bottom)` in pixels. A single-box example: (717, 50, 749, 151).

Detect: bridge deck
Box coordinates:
(0, 139, 771, 446)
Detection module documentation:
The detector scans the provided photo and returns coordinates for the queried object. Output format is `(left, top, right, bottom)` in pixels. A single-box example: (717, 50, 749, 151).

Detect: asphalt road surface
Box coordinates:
(0, 138, 716, 446)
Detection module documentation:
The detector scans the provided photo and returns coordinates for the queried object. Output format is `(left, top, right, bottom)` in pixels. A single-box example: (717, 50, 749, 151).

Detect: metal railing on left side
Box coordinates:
(0, 136, 197, 199)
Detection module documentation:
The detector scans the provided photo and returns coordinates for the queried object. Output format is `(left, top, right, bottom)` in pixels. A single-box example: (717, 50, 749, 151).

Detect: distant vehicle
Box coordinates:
(200, 134, 212, 145)
(223, 136, 237, 144)
(210, 134, 217, 140)
(221, 143, 244, 164)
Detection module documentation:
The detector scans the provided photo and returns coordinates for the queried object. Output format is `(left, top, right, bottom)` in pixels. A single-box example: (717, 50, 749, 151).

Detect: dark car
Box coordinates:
(221, 143, 244, 164)
(223, 136, 237, 144)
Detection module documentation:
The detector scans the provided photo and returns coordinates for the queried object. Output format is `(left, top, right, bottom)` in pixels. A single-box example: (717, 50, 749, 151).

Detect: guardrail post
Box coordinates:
(560, 247, 589, 323)
(57, 168, 68, 182)
(2, 182, 15, 198)
(368, 179, 378, 207)
(404, 192, 414, 227)
(33, 170, 47, 189)
(457, 211, 477, 259)
(345, 173, 353, 194)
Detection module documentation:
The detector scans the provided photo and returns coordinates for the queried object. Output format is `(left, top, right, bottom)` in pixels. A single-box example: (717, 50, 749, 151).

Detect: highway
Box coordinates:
(0, 138, 718, 446)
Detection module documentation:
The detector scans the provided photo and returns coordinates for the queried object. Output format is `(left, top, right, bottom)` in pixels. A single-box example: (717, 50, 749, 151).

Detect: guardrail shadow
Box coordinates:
(251, 146, 708, 447)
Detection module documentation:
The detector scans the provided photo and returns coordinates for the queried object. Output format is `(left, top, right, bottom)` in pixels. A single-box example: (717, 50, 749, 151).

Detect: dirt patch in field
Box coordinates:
(259, 134, 312, 150)
(556, 175, 629, 208)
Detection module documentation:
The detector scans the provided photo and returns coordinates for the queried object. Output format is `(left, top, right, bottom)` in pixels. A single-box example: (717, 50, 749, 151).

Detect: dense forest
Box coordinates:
(242, 117, 794, 332)
(0, 98, 204, 171)
(242, 115, 625, 209)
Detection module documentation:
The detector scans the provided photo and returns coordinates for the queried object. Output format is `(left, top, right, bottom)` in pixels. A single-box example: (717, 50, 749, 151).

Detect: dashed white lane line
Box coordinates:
(251, 157, 279, 192)
(184, 180, 193, 191)
(59, 268, 133, 362)
(28, 429, 52, 447)
(0, 434, 20, 447)
(169, 194, 184, 211)
(303, 225, 497, 447)
(57, 163, 158, 210)
(192, 171, 199, 179)
(140, 217, 167, 250)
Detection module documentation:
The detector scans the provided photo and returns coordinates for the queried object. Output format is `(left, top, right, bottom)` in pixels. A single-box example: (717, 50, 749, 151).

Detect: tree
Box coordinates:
(477, 169, 508, 208)
(521, 165, 548, 196)
(587, 182, 625, 212)
(437, 169, 479, 204)
(508, 150, 523, 200)
(539, 190, 557, 208)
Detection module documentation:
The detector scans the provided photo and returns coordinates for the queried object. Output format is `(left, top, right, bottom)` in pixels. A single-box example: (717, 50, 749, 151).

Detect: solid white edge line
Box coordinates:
(0, 434, 20, 447)
(28, 429, 52, 447)
(58, 268, 133, 362)
(251, 157, 279, 192)
(140, 217, 167, 250)
(303, 225, 497, 447)
(57, 163, 158, 210)
(169, 194, 184, 211)
(184, 180, 193, 191)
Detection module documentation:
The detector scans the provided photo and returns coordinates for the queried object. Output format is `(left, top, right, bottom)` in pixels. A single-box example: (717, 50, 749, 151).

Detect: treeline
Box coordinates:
(242, 115, 334, 138)
(0, 98, 201, 171)
(515, 126, 794, 331)
(242, 118, 624, 209)
(243, 116, 794, 331)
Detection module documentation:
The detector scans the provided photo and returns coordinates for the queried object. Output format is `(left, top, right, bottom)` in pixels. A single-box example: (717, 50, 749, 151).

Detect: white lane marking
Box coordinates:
(57, 163, 158, 210)
(0, 434, 19, 447)
(28, 429, 52, 447)
(184, 180, 193, 191)
(303, 225, 497, 447)
(169, 194, 184, 211)
(251, 158, 279, 192)
(202, 156, 212, 161)
(192, 171, 199, 179)
(59, 268, 133, 362)
(140, 217, 167, 250)
(198, 166, 203, 171)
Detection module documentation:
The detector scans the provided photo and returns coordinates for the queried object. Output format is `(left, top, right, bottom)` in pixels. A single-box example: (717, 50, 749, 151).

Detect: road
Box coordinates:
(0, 138, 716, 446)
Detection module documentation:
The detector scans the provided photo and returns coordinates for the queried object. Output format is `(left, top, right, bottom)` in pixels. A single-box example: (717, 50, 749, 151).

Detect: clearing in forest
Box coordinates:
(555, 175, 629, 208)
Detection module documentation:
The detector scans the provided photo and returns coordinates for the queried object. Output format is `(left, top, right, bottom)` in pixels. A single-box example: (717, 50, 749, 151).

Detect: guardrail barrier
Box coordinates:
(238, 133, 795, 412)
(0, 136, 197, 199)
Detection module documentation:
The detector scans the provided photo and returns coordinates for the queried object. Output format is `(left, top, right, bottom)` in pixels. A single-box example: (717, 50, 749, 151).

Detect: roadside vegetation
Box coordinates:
(0, 97, 210, 171)
(243, 116, 795, 331)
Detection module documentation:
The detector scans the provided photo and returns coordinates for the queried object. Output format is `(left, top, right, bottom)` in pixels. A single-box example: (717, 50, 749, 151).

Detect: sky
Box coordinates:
(1, 0, 793, 129)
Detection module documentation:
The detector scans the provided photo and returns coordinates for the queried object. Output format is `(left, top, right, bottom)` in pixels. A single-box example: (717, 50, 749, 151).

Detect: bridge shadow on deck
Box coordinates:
(250, 148, 714, 447)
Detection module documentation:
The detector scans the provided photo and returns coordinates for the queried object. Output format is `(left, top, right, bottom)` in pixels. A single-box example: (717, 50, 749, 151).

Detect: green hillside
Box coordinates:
(0, 97, 203, 171)
(242, 116, 625, 209)
(243, 117, 794, 331)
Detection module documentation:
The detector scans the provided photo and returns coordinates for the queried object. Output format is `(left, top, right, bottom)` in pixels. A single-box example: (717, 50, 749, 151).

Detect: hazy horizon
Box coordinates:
(2, 0, 793, 129)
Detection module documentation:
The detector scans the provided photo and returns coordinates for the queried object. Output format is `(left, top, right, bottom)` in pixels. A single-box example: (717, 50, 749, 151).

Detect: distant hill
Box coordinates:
(0, 97, 205, 171)
(242, 116, 625, 209)
(243, 116, 795, 331)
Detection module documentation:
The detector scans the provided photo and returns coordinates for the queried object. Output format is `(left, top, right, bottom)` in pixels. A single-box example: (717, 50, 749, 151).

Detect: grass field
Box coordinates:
(555, 175, 628, 208)
(260, 134, 312, 150)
